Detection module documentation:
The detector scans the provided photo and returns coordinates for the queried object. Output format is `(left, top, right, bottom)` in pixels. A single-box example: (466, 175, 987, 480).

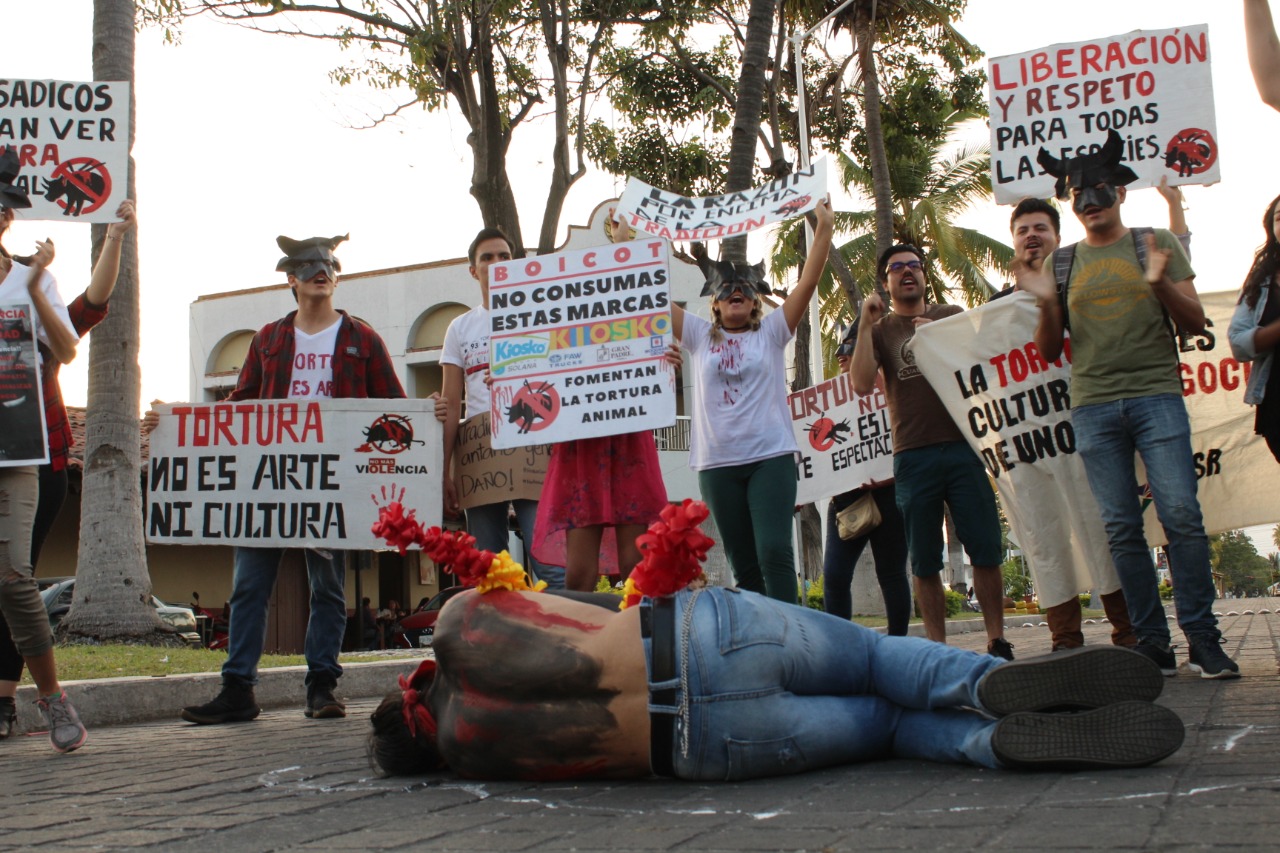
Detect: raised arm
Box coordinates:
(850, 292, 883, 396)
(1012, 257, 1067, 362)
(26, 240, 77, 364)
(1246, 0, 1280, 110)
(86, 200, 136, 306)
(781, 199, 835, 333)
(1143, 234, 1205, 334)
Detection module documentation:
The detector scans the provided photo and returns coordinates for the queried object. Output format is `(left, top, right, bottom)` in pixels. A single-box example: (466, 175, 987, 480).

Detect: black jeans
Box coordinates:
(822, 484, 912, 635)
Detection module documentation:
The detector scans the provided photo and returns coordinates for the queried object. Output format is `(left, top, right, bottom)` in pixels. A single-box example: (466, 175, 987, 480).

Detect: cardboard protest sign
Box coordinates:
(146, 399, 441, 548)
(988, 25, 1218, 204)
(486, 239, 675, 448)
(908, 295, 1119, 607)
(0, 302, 49, 465)
(1160, 290, 1280, 542)
(0, 80, 130, 222)
(614, 160, 827, 243)
(789, 372, 894, 506)
(453, 411, 549, 510)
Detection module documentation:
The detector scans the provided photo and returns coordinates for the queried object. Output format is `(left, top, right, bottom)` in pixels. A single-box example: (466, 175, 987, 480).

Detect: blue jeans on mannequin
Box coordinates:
(643, 587, 1002, 780)
(222, 547, 347, 687)
(1072, 393, 1221, 646)
(465, 499, 564, 589)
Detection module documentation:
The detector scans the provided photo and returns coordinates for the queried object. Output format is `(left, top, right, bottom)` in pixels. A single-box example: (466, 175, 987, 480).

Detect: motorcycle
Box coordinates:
(191, 591, 230, 651)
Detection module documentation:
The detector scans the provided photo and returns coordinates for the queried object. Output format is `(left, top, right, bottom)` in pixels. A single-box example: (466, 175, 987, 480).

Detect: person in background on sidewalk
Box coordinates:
(440, 228, 562, 589)
(181, 233, 407, 726)
(1015, 131, 1238, 679)
(822, 323, 911, 635)
(850, 244, 1013, 658)
(0, 195, 135, 740)
(0, 148, 88, 751)
(990, 198, 1136, 652)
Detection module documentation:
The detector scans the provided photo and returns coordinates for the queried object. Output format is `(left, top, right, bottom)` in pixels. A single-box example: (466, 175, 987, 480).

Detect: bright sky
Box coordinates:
(6, 0, 1279, 552)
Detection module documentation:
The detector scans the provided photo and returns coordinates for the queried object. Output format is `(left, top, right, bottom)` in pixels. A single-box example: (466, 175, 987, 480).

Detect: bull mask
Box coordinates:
(1036, 130, 1137, 214)
(277, 234, 348, 282)
(692, 242, 771, 300)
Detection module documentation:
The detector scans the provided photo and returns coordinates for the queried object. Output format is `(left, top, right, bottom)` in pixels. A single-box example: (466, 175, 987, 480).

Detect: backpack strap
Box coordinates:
(1052, 244, 1077, 331)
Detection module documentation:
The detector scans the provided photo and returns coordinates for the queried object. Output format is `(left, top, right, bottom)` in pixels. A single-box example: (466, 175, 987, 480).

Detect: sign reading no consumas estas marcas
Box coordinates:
(0, 79, 130, 223)
(486, 239, 677, 449)
(987, 24, 1219, 204)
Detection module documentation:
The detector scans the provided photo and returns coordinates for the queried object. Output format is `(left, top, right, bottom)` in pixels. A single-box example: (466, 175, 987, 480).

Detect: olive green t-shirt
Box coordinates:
(1067, 228, 1193, 407)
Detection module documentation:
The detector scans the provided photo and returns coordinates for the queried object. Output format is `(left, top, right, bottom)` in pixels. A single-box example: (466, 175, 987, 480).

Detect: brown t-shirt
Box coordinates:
(871, 304, 965, 452)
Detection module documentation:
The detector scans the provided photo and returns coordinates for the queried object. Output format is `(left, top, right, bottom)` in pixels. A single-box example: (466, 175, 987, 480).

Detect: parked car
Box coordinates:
(391, 586, 467, 648)
(39, 577, 204, 648)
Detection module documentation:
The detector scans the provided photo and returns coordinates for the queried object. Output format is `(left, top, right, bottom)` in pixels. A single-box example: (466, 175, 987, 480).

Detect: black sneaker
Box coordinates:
(978, 646, 1165, 716)
(305, 682, 346, 719)
(987, 637, 1015, 661)
(992, 701, 1185, 770)
(181, 683, 260, 725)
(0, 696, 15, 739)
(1187, 637, 1240, 680)
(1133, 641, 1178, 677)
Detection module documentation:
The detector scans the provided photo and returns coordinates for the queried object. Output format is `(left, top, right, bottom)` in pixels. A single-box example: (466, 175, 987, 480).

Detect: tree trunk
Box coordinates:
(720, 0, 779, 263)
(468, 17, 525, 256)
(856, 10, 893, 296)
(534, 0, 585, 256)
(61, 0, 174, 645)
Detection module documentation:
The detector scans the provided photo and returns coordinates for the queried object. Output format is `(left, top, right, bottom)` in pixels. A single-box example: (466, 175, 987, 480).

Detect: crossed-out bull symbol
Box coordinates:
(805, 416, 852, 451)
(42, 163, 107, 217)
(506, 379, 556, 434)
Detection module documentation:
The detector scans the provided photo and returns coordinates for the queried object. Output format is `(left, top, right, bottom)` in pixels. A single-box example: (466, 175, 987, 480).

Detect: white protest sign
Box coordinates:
(0, 79, 130, 222)
(988, 25, 1218, 204)
(146, 398, 442, 548)
(789, 372, 894, 506)
(0, 301, 49, 466)
(486, 240, 676, 448)
(614, 160, 827, 243)
(909, 295, 1119, 607)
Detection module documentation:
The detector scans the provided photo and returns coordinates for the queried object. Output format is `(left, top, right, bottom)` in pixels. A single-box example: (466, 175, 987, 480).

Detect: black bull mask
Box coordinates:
(1036, 130, 1138, 214)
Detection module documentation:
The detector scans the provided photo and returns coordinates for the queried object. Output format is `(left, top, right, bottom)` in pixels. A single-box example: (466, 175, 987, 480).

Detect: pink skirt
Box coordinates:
(532, 431, 669, 575)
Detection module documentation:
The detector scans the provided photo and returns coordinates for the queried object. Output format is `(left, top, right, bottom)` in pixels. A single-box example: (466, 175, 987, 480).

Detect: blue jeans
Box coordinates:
(465, 499, 564, 589)
(643, 587, 1001, 781)
(222, 547, 347, 687)
(823, 486, 912, 635)
(1072, 393, 1219, 645)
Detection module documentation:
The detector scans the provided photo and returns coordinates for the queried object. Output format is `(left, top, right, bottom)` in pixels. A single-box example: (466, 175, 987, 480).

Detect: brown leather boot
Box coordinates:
(1100, 589, 1138, 648)
(1045, 598, 1084, 651)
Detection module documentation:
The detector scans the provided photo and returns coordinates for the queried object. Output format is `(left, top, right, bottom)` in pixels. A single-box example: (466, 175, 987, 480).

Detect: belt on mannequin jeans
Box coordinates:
(641, 596, 677, 778)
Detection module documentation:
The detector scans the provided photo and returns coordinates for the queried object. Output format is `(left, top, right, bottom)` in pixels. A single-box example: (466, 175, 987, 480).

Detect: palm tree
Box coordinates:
(772, 114, 1012, 372)
(61, 0, 172, 644)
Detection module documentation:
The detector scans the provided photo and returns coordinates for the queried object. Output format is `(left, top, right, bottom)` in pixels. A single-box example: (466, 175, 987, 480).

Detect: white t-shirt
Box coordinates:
(440, 305, 492, 416)
(0, 261, 74, 364)
(289, 318, 341, 398)
(681, 308, 799, 471)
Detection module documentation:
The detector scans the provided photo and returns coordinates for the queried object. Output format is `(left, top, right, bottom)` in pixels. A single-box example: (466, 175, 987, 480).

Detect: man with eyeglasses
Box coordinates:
(850, 246, 1012, 658)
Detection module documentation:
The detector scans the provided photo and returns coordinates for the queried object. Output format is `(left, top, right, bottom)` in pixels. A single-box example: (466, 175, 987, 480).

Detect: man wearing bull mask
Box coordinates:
(1012, 131, 1238, 680)
(182, 234, 406, 725)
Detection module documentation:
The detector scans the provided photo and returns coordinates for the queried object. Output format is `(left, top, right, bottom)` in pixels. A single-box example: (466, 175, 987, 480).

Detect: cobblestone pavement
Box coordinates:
(3, 597, 1278, 852)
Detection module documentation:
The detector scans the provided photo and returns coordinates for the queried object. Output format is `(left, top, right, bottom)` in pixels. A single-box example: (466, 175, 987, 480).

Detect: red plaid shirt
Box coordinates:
(42, 292, 109, 471)
(228, 310, 405, 401)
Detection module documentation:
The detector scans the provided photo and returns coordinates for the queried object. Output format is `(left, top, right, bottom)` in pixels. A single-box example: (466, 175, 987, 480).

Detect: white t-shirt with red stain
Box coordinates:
(682, 308, 799, 471)
(289, 319, 341, 399)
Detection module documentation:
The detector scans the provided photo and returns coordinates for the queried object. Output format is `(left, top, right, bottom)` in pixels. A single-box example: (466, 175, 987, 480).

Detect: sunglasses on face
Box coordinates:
(888, 260, 922, 273)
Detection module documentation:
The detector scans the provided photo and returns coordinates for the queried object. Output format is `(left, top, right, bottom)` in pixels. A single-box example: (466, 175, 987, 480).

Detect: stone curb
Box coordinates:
(12, 657, 421, 736)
